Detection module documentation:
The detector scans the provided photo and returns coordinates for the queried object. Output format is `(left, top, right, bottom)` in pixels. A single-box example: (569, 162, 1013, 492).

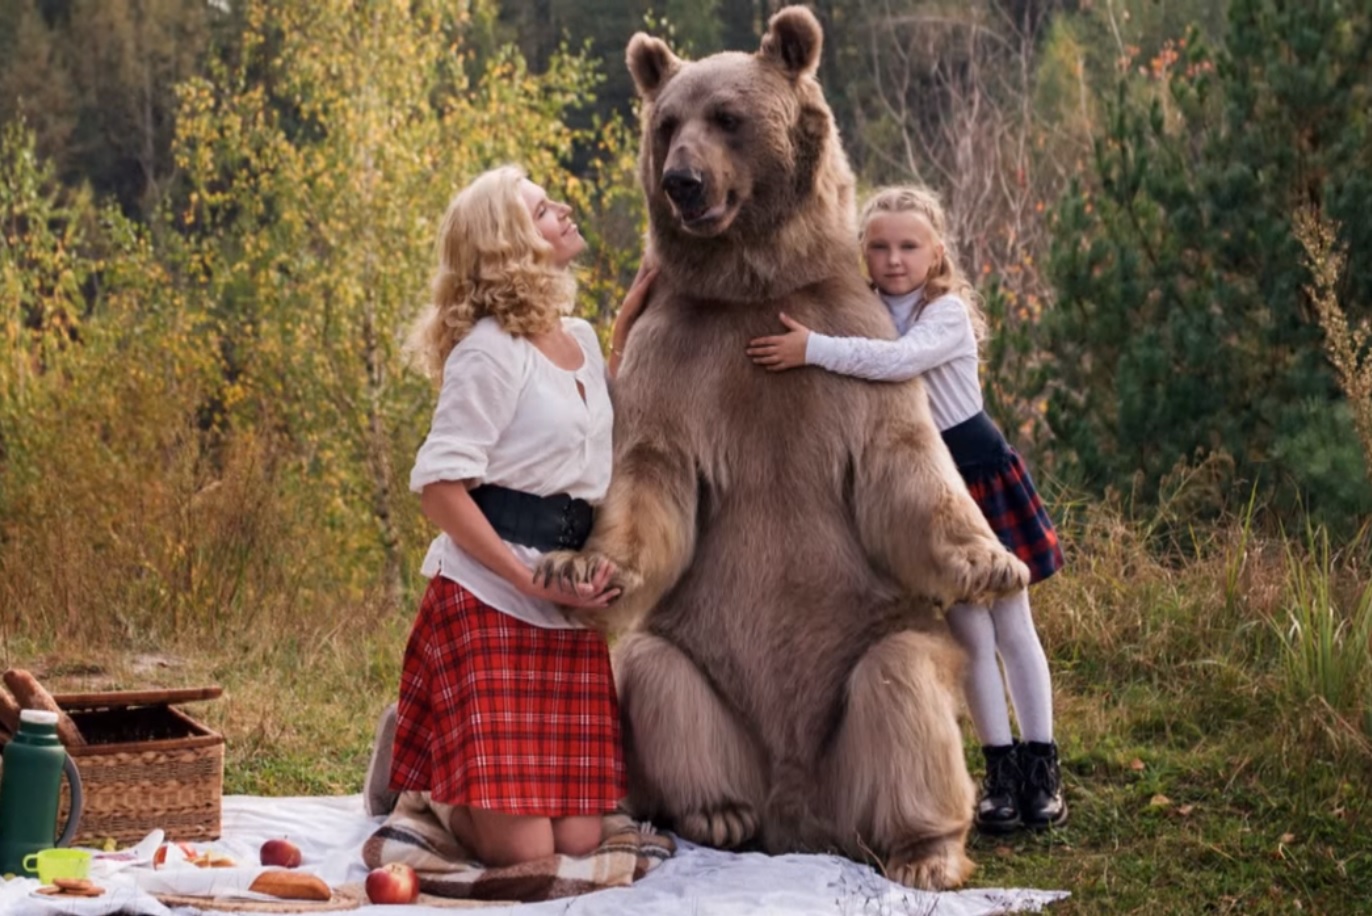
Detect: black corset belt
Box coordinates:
(468, 484, 594, 552)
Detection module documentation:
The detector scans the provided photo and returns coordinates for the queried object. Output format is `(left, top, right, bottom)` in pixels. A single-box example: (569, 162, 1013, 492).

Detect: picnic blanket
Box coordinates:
(360, 791, 674, 901)
(0, 794, 1069, 915)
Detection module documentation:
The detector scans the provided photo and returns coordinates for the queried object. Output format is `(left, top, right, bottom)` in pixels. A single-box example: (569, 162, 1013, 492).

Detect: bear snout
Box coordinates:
(662, 168, 708, 216)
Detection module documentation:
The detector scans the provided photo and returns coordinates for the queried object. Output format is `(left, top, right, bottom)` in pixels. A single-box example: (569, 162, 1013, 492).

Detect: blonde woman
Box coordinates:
(388, 165, 652, 866)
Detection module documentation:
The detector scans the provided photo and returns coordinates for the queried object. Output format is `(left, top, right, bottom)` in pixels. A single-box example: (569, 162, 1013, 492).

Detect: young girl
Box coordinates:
(745, 186, 1067, 833)
(387, 165, 650, 866)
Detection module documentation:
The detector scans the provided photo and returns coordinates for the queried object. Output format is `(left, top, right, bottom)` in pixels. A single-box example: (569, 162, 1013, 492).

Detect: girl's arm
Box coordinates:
(747, 298, 974, 381)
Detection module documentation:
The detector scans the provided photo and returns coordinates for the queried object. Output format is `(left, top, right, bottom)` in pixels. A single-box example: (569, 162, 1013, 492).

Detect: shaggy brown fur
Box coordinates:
(537, 6, 1028, 891)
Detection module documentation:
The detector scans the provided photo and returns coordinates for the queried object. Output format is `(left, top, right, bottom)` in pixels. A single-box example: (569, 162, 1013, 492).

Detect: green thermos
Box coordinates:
(0, 709, 84, 876)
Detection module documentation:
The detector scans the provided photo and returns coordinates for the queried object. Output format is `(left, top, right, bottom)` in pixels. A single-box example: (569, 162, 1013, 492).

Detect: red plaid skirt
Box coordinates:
(964, 448, 1064, 585)
(388, 575, 626, 816)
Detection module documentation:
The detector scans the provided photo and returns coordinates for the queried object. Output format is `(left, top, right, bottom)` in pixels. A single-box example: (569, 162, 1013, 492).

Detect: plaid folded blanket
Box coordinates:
(361, 791, 675, 902)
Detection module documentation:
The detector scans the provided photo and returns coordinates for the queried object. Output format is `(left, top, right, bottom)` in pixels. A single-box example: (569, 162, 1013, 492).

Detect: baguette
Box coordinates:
(249, 870, 332, 901)
(1, 669, 86, 746)
(0, 687, 21, 737)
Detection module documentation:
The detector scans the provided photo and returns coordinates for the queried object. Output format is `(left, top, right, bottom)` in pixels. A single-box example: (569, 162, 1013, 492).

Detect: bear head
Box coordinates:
(627, 5, 858, 301)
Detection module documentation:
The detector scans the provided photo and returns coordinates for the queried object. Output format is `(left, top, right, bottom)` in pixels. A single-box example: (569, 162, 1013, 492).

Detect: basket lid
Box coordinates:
(52, 686, 223, 711)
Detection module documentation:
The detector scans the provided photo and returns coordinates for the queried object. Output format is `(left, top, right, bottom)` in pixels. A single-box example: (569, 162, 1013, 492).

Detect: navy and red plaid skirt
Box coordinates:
(942, 412, 1064, 585)
(388, 575, 626, 816)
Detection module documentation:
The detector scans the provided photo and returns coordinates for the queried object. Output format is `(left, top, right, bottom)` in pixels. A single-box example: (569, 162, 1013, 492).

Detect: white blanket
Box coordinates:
(0, 795, 1068, 915)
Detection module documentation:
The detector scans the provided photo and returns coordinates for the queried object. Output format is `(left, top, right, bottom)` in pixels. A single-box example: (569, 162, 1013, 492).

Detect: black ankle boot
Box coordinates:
(1019, 740, 1068, 829)
(974, 743, 1023, 834)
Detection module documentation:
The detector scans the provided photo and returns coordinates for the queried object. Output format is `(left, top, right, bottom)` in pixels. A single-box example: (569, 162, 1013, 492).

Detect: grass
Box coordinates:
(970, 672, 1370, 914)
(4, 501, 1371, 914)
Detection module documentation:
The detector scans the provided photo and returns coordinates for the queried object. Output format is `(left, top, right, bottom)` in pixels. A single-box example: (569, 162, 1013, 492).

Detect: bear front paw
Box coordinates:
(534, 550, 642, 598)
(948, 543, 1029, 604)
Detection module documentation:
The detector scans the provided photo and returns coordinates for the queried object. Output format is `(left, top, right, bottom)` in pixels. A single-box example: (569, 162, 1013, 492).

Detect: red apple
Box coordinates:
(365, 862, 419, 904)
(259, 838, 303, 869)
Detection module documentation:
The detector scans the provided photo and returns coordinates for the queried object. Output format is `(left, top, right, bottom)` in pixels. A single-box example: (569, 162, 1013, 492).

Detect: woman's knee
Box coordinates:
(553, 815, 603, 857)
(467, 810, 555, 866)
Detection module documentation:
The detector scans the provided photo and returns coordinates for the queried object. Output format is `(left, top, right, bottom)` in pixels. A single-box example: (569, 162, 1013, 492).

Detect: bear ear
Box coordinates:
(759, 5, 823, 80)
(627, 33, 681, 101)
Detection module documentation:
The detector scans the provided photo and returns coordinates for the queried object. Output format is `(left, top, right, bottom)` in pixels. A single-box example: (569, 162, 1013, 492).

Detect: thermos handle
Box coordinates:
(56, 755, 83, 847)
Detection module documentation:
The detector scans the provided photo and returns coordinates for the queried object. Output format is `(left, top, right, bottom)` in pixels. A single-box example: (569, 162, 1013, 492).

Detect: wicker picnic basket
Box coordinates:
(53, 686, 225, 846)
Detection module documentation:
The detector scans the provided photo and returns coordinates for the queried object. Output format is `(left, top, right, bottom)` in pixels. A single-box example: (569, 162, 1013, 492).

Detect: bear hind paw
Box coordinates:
(677, 802, 758, 849)
(885, 837, 974, 891)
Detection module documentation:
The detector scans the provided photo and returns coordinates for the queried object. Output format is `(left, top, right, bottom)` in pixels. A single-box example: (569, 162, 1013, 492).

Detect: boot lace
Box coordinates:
(1022, 747, 1060, 795)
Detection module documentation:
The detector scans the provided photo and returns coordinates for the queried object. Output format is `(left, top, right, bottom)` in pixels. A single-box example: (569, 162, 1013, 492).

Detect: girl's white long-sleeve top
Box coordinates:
(803, 288, 983, 432)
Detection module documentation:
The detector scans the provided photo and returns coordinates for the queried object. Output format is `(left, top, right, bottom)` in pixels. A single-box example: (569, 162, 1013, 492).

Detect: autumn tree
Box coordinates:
(0, 0, 218, 218)
(1, 123, 223, 637)
(0, 2, 76, 172)
(173, 0, 638, 607)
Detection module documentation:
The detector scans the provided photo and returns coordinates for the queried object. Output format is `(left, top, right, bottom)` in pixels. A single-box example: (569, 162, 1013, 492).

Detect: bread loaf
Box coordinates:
(1, 669, 86, 746)
(249, 870, 332, 901)
(0, 688, 21, 737)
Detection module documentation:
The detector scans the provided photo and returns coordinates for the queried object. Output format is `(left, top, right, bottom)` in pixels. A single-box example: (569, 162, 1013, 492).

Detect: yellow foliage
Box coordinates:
(1, 3, 646, 641)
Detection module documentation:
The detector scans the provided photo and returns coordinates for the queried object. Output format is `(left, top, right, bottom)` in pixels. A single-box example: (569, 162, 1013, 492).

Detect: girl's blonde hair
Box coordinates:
(858, 185, 988, 343)
(409, 165, 577, 380)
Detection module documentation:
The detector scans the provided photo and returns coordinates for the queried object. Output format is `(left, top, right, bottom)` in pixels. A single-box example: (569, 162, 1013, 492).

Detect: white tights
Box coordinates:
(945, 588, 1054, 747)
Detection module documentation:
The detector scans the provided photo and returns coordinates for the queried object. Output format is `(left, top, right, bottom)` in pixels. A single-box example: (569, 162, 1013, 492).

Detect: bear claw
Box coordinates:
(677, 803, 758, 849)
(885, 841, 974, 891)
(949, 544, 1029, 603)
(534, 550, 638, 593)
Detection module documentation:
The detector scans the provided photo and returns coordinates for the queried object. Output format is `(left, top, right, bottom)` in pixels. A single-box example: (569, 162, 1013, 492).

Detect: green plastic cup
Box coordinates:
(22, 847, 90, 884)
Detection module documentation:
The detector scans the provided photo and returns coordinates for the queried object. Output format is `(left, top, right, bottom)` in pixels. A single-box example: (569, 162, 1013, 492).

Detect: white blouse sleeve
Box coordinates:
(804, 297, 975, 382)
(409, 344, 522, 493)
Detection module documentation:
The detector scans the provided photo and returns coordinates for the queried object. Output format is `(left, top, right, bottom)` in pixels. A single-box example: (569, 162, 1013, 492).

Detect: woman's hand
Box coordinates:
(522, 556, 621, 609)
(609, 256, 658, 377)
(746, 312, 811, 372)
(615, 265, 657, 338)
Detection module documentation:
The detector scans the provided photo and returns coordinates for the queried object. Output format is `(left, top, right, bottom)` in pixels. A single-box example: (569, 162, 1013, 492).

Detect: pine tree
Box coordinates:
(1042, 0, 1372, 526)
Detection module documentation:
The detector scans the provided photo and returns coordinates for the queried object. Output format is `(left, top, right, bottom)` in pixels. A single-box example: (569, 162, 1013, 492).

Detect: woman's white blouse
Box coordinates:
(804, 289, 983, 431)
(410, 316, 612, 629)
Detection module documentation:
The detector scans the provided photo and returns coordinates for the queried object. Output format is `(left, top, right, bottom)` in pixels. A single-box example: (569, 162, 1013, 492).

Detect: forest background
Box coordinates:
(2, 0, 1370, 912)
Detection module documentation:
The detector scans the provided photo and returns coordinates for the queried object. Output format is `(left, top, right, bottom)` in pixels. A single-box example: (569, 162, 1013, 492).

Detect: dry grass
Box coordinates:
(1296, 207, 1372, 478)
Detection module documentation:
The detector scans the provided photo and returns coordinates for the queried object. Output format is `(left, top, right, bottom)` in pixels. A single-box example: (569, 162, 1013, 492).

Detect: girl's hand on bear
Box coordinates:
(747, 312, 810, 372)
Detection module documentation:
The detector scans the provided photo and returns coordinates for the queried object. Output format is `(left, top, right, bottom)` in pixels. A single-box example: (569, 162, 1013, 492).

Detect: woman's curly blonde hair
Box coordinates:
(858, 185, 988, 344)
(409, 165, 577, 381)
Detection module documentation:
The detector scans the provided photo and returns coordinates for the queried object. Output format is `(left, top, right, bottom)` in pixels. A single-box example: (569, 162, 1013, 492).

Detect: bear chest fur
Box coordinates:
(614, 284, 937, 741)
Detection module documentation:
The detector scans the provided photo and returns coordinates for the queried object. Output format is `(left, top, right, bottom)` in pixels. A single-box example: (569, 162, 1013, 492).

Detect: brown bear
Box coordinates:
(537, 5, 1028, 891)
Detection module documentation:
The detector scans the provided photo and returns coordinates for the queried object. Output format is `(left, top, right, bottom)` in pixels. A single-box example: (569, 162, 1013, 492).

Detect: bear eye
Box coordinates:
(656, 116, 679, 142)
(714, 111, 741, 132)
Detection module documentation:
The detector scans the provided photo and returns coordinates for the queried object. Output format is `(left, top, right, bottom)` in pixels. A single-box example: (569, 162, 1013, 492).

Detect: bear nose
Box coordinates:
(662, 169, 706, 210)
